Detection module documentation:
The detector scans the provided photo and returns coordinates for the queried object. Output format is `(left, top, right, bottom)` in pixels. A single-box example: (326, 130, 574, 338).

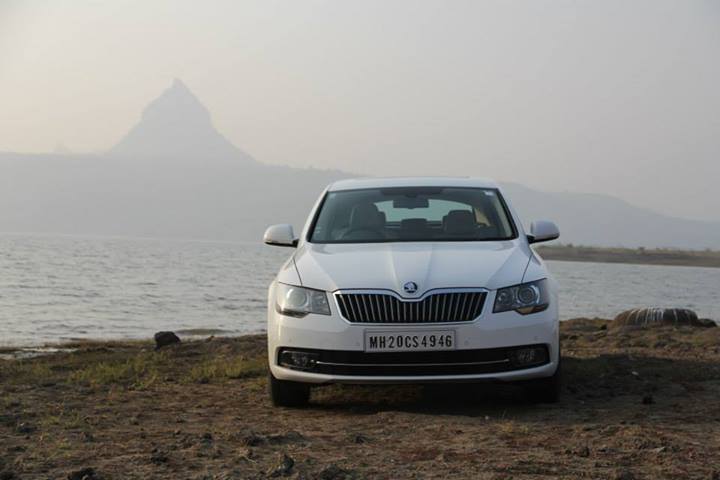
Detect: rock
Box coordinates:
(614, 470, 635, 480)
(67, 468, 97, 480)
(237, 446, 254, 461)
(0, 414, 16, 427)
(242, 432, 265, 446)
(15, 422, 35, 434)
(243, 431, 304, 447)
(350, 433, 369, 444)
(154, 331, 181, 349)
(150, 448, 169, 465)
(267, 454, 294, 477)
(318, 465, 353, 480)
(577, 445, 590, 457)
(698, 318, 718, 327)
(614, 308, 714, 328)
(641, 394, 655, 405)
(267, 431, 304, 445)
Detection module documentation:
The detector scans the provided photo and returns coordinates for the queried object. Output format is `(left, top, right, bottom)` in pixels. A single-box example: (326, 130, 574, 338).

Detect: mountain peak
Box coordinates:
(109, 79, 255, 164)
(171, 77, 189, 90)
(139, 78, 211, 126)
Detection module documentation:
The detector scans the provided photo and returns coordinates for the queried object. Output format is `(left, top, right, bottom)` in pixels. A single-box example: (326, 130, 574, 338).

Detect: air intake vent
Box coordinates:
(335, 291, 486, 324)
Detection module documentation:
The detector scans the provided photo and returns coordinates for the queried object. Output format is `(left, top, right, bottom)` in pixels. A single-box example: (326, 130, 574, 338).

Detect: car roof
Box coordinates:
(327, 177, 500, 192)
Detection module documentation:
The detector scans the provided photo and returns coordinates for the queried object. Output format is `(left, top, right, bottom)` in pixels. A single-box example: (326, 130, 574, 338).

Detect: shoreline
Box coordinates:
(6, 316, 720, 357)
(536, 245, 720, 268)
(0, 330, 267, 358)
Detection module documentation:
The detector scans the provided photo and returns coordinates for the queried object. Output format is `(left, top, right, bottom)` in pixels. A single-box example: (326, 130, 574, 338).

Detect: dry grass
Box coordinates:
(68, 352, 165, 389)
(186, 356, 267, 383)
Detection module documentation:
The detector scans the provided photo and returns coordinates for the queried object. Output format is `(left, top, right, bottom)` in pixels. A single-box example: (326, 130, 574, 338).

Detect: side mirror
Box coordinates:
(263, 224, 298, 247)
(528, 220, 560, 244)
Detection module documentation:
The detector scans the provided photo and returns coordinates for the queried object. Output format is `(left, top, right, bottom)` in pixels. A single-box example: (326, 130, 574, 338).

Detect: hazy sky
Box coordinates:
(1, 0, 719, 221)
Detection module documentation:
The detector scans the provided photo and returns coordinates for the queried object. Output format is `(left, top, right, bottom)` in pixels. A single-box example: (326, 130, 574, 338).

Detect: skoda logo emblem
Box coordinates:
(403, 282, 418, 294)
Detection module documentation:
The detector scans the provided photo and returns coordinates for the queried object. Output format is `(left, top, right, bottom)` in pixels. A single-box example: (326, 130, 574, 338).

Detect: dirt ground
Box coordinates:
(1, 319, 719, 480)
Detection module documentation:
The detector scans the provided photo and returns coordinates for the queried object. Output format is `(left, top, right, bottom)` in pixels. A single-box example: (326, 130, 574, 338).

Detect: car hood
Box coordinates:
(293, 241, 532, 296)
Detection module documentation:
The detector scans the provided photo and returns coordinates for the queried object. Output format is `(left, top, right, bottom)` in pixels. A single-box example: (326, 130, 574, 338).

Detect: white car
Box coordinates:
(264, 177, 561, 406)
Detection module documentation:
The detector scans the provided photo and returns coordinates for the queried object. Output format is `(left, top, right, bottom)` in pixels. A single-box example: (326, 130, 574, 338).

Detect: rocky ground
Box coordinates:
(1, 319, 719, 480)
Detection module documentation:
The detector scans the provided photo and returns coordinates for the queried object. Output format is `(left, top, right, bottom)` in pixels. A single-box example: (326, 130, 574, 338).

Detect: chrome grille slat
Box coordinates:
(465, 293, 473, 319)
(362, 294, 371, 322)
(335, 291, 486, 324)
(351, 295, 362, 322)
(471, 292, 485, 318)
(337, 295, 349, 319)
(460, 293, 470, 316)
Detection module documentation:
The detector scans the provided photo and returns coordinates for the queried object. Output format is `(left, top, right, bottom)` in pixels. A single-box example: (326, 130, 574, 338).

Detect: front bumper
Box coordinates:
(267, 288, 559, 385)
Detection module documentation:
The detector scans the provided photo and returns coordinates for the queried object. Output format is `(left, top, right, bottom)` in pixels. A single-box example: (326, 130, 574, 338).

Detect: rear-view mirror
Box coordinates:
(263, 224, 298, 247)
(393, 197, 429, 209)
(528, 220, 560, 244)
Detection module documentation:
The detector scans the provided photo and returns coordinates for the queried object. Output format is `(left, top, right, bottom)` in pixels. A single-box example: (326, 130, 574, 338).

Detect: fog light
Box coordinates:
(509, 346, 547, 367)
(279, 350, 319, 370)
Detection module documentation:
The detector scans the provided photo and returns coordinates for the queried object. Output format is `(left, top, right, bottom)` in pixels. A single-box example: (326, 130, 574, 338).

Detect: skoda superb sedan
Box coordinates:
(263, 177, 561, 407)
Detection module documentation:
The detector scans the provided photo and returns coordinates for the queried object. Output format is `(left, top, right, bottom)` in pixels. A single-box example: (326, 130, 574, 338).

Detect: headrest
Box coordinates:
(400, 218, 427, 232)
(349, 203, 383, 229)
(444, 210, 476, 235)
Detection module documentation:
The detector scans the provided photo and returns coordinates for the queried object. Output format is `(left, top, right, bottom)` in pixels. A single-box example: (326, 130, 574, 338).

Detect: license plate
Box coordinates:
(364, 330, 456, 352)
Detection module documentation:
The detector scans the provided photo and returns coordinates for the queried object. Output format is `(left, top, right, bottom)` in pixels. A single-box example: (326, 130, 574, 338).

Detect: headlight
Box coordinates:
(493, 279, 549, 315)
(275, 283, 331, 317)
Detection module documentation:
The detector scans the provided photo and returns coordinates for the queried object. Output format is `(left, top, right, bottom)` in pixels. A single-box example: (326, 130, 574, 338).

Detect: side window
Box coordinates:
(474, 207, 490, 225)
(486, 194, 513, 236)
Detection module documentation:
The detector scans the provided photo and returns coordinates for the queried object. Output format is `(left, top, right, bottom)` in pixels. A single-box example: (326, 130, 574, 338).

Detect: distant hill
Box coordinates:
(109, 79, 256, 165)
(1, 79, 718, 249)
(502, 183, 720, 250)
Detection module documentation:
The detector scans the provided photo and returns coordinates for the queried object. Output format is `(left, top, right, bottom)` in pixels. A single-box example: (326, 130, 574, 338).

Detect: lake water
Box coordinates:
(1, 234, 718, 347)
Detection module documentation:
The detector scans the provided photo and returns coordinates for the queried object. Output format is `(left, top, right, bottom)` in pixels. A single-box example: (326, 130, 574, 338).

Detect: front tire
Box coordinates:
(268, 372, 310, 407)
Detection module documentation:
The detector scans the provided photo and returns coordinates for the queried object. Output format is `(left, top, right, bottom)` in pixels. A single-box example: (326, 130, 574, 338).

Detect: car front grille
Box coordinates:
(335, 291, 486, 324)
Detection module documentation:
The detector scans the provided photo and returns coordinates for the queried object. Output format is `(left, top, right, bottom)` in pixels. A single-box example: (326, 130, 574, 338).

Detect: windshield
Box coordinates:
(309, 187, 516, 243)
